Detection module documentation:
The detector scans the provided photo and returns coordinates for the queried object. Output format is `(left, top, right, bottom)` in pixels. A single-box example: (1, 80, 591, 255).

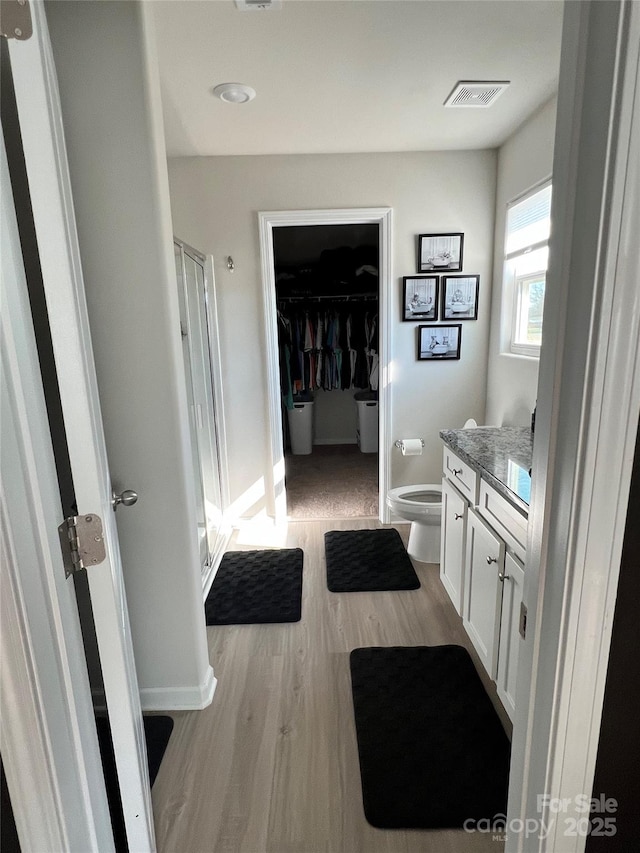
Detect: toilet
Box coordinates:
(386, 484, 442, 563)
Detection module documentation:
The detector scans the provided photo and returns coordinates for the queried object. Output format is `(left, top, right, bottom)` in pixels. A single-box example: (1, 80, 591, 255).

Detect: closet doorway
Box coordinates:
(259, 208, 392, 523)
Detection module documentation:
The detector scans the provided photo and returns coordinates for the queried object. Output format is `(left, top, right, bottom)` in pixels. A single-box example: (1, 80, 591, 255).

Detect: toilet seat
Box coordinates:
(386, 484, 442, 515)
(386, 484, 443, 561)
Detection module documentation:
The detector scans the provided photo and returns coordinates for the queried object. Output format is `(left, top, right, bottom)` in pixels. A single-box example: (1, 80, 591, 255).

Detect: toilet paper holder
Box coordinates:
(394, 439, 425, 449)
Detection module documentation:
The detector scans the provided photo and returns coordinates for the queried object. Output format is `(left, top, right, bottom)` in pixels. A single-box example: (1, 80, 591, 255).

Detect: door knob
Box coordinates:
(112, 489, 138, 511)
(454, 512, 463, 520)
(486, 556, 498, 565)
(498, 572, 511, 582)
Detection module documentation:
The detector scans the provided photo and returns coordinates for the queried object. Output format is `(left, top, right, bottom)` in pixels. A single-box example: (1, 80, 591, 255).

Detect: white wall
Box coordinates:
(47, 1, 213, 709)
(485, 97, 558, 426)
(168, 151, 496, 511)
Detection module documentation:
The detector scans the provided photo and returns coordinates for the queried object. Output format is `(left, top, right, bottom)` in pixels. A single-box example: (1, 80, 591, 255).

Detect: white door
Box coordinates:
(1, 135, 114, 853)
(463, 509, 505, 679)
(439, 478, 467, 614)
(7, 5, 155, 851)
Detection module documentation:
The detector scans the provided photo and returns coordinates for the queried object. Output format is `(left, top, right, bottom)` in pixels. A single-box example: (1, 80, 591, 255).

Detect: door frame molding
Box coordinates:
(507, 2, 640, 850)
(258, 207, 393, 523)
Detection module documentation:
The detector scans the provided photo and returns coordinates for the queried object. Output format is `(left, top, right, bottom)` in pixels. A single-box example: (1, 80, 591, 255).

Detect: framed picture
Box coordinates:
(418, 324, 462, 360)
(441, 274, 479, 320)
(402, 276, 439, 321)
(418, 232, 464, 272)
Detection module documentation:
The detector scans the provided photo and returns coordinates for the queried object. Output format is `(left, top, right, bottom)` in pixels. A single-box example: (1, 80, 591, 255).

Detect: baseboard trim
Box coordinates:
(139, 666, 217, 712)
(313, 438, 358, 445)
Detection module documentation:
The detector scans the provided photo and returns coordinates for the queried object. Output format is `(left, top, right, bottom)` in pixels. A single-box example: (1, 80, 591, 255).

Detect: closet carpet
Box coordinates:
(285, 445, 378, 519)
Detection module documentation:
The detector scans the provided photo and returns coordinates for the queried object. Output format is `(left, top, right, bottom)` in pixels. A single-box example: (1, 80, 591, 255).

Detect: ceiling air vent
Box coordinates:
(444, 81, 510, 108)
(235, 0, 282, 10)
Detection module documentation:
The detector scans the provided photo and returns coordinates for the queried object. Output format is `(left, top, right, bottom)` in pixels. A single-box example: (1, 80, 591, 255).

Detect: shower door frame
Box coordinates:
(258, 207, 393, 523)
(174, 238, 231, 595)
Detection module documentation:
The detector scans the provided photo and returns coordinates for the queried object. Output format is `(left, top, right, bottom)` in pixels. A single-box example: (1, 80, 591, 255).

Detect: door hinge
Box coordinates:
(0, 0, 33, 41)
(519, 601, 528, 639)
(58, 514, 107, 579)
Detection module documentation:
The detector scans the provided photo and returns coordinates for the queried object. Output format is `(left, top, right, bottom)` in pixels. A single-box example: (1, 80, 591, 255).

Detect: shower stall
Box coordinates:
(174, 238, 229, 593)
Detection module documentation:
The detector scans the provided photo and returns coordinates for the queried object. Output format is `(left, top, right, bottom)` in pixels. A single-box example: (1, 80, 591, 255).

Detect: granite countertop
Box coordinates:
(439, 426, 533, 517)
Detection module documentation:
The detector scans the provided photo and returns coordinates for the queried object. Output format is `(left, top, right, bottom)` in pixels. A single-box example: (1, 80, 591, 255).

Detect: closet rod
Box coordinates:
(277, 292, 378, 303)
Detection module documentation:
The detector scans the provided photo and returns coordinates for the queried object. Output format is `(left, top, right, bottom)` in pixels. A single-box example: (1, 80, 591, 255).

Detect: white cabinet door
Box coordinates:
(496, 552, 525, 721)
(463, 509, 505, 679)
(440, 478, 467, 614)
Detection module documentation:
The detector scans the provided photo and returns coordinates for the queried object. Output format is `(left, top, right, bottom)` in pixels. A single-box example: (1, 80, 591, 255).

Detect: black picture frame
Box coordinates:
(417, 324, 462, 360)
(402, 275, 439, 321)
(418, 232, 464, 273)
(441, 274, 480, 320)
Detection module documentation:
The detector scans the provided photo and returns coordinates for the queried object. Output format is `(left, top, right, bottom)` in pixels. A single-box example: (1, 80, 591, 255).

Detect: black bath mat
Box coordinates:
(349, 645, 510, 829)
(143, 716, 175, 787)
(96, 714, 174, 850)
(205, 548, 303, 625)
(96, 715, 174, 788)
(324, 528, 419, 592)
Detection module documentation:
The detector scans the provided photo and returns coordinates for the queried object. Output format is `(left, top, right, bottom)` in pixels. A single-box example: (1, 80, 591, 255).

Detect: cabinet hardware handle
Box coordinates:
(452, 468, 462, 476)
(454, 512, 463, 520)
(486, 556, 498, 565)
(498, 572, 511, 582)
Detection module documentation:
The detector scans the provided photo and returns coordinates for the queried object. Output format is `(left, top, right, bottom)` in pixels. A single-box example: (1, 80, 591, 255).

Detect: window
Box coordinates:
(504, 182, 552, 356)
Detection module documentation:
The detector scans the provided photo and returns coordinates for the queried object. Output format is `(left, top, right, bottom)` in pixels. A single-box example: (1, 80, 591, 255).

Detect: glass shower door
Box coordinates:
(174, 241, 224, 577)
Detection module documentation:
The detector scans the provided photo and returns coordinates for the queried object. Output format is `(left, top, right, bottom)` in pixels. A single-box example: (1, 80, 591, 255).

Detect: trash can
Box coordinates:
(354, 391, 378, 453)
(287, 397, 315, 455)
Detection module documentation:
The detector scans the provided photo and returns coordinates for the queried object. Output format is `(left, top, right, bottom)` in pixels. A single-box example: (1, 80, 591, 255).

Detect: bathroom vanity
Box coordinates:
(439, 427, 533, 721)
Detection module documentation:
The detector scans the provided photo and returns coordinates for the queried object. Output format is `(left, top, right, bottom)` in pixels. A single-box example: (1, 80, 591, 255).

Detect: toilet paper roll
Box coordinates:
(400, 439, 423, 456)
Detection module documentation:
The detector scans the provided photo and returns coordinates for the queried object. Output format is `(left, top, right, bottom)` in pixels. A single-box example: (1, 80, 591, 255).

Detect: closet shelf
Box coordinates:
(277, 292, 378, 303)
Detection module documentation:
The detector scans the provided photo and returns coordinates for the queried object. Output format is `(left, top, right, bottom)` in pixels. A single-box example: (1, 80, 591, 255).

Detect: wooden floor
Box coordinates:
(152, 519, 508, 853)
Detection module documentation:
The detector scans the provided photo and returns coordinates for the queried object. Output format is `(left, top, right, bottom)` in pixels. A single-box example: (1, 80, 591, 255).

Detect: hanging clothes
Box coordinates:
(364, 312, 379, 391)
(277, 299, 378, 395)
(277, 310, 294, 410)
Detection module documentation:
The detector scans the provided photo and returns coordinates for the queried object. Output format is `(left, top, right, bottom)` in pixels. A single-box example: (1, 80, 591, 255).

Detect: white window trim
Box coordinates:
(503, 179, 552, 359)
(511, 269, 546, 357)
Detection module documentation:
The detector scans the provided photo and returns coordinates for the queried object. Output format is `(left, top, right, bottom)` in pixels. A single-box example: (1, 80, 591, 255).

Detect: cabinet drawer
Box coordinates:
(443, 446, 478, 504)
(477, 480, 528, 563)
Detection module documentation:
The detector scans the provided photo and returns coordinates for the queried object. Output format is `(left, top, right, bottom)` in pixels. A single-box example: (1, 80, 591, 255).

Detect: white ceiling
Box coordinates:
(153, 0, 563, 157)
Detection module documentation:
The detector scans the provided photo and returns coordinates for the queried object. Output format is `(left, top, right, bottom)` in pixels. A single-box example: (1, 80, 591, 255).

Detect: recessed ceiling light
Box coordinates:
(212, 83, 256, 104)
